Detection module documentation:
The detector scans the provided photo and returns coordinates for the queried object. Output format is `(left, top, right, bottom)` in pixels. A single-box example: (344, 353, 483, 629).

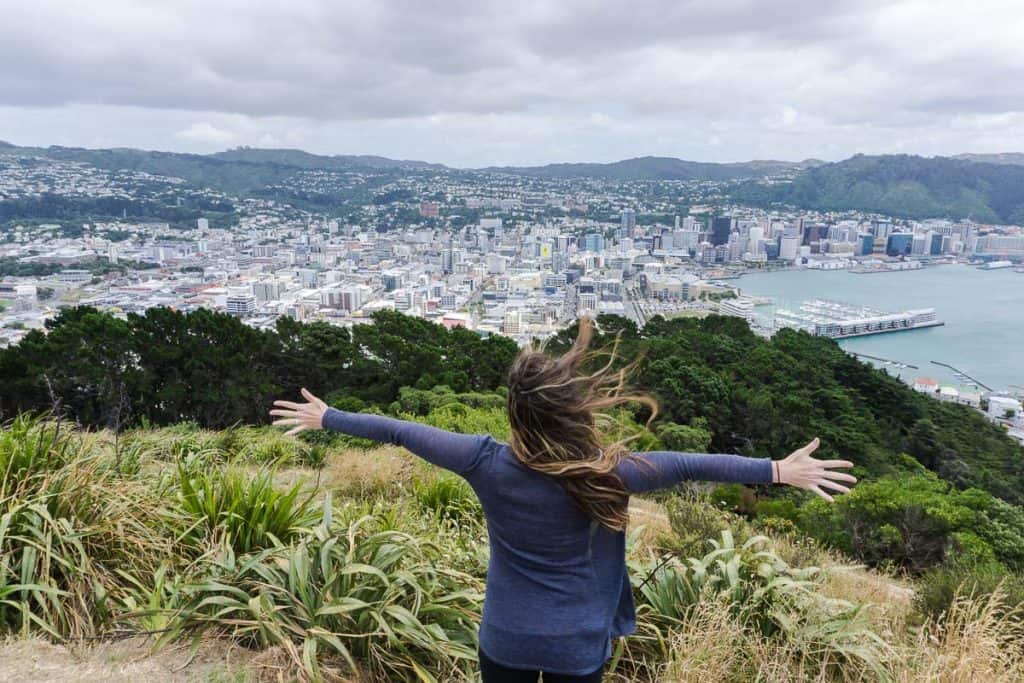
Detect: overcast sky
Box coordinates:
(1, 0, 1022, 167)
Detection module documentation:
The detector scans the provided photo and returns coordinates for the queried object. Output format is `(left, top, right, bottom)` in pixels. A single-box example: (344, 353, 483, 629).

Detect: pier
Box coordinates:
(848, 352, 918, 369)
(929, 361, 992, 391)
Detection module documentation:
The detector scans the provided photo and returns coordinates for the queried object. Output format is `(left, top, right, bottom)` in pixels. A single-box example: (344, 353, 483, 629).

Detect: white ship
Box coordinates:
(979, 260, 1013, 270)
(774, 299, 943, 339)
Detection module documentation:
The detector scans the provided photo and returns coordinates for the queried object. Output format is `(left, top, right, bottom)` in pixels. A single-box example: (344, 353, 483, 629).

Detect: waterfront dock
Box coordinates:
(774, 299, 943, 339)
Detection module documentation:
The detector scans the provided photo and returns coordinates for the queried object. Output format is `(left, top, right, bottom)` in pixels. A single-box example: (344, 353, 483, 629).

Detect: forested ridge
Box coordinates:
(731, 153, 1024, 223)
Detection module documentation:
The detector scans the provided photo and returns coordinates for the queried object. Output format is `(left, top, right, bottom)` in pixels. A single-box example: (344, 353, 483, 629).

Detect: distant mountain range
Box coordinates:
(479, 156, 826, 181)
(0, 142, 829, 182)
(2, 141, 1023, 222)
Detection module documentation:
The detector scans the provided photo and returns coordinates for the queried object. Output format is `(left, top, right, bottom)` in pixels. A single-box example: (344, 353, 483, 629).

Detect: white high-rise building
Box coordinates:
(780, 235, 800, 261)
(226, 294, 255, 316)
(197, 218, 209, 231)
(253, 280, 284, 301)
(486, 254, 507, 274)
(503, 310, 523, 335)
(578, 291, 598, 313)
(748, 227, 765, 256)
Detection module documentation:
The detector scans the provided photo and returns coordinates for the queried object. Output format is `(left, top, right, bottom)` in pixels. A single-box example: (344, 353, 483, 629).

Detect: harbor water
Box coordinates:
(736, 263, 1024, 392)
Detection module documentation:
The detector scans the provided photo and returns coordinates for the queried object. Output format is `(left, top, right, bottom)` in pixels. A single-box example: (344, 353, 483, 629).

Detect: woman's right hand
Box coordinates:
(774, 438, 857, 502)
(269, 388, 328, 437)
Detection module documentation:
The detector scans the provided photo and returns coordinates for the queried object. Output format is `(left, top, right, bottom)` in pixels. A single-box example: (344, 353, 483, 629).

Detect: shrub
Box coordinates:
(796, 473, 1024, 574)
(174, 465, 317, 554)
(388, 386, 505, 416)
(413, 473, 482, 523)
(630, 531, 889, 680)
(916, 559, 1024, 623)
(0, 417, 176, 640)
(654, 419, 713, 453)
(0, 414, 76, 496)
(661, 492, 752, 558)
(412, 403, 510, 441)
(168, 502, 483, 682)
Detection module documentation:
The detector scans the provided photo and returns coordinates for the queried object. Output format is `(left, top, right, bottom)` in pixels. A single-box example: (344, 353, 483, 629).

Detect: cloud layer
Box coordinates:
(1, 0, 1022, 166)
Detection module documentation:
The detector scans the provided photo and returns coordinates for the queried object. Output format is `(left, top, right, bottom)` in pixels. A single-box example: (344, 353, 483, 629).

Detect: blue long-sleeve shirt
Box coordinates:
(321, 408, 773, 675)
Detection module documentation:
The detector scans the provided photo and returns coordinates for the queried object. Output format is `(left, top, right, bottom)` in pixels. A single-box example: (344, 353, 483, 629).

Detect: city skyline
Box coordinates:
(2, 1, 1023, 167)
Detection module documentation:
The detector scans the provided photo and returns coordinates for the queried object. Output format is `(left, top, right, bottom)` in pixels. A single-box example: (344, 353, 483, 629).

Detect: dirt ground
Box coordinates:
(0, 636, 259, 683)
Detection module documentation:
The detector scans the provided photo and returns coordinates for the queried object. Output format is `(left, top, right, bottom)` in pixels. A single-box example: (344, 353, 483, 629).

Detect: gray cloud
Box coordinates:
(0, 0, 1022, 165)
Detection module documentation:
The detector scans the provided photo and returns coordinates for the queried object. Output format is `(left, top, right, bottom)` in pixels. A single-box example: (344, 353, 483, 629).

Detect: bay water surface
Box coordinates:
(736, 264, 1024, 392)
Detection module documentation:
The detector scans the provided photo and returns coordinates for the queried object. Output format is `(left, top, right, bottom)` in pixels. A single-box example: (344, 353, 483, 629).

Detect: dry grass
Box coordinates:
(0, 636, 254, 683)
(819, 562, 915, 640)
(273, 445, 418, 503)
(654, 598, 749, 682)
(891, 589, 1024, 682)
(629, 497, 674, 551)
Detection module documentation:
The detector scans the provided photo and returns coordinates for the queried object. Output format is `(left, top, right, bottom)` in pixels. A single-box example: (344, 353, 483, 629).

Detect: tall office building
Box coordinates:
(748, 226, 765, 256)
(582, 233, 605, 253)
(711, 217, 734, 246)
(503, 310, 523, 335)
(253, 280, 283, 301)
(621, 209, 637, 237)
(779, 235, 800, 261)
(886, 233, 914, 256)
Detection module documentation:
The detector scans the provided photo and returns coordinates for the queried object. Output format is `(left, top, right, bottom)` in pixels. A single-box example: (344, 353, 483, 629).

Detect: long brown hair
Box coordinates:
(506, 317, 658, 532)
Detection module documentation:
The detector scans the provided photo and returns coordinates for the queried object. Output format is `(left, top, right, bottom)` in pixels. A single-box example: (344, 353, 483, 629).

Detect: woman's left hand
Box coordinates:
(269, 388, 328, 437)
(774, 437, 857, 502)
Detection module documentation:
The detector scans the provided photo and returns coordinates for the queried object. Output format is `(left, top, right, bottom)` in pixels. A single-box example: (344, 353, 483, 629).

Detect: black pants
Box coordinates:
(479, 647, 604, 683)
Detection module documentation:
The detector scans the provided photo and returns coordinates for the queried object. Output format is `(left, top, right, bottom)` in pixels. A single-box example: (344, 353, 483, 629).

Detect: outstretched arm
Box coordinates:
(270, 389, 489, 477)
(616, 450, 773, 493)
(617, 438, 856, 501)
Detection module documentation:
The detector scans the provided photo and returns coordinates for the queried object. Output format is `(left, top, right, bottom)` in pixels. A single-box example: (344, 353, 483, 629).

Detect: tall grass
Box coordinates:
(174, 464, 318, 554)
(167, 499, 483, 682)
(0, 417, 172, 639)
(412, 474, 482, 523)
(2, 415, 1023, 682)
(625, 530, 890, 681)
(894, 587, 1024, 682)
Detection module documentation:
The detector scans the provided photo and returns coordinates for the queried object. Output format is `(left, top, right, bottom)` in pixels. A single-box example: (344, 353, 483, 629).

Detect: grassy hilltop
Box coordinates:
(1, 412, 1023, 682)
(4, 308, 1024, 680)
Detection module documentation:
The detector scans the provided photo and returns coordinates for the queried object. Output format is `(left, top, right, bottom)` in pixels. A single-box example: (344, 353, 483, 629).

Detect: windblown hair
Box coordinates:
(506, 317, 658, 532)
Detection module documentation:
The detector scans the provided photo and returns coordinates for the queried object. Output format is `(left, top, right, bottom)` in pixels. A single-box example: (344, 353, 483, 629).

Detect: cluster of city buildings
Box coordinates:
(3, 158, 1024, 442)
(2, 202, 1022, 349)
(913, 378, 1024, 445)
(2, 148, 1022, 368)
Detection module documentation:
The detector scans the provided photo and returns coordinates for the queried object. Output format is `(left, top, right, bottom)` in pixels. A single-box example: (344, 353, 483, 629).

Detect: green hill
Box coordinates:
(211, 146, 447, 171)
(732, 154, 1024, 223)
